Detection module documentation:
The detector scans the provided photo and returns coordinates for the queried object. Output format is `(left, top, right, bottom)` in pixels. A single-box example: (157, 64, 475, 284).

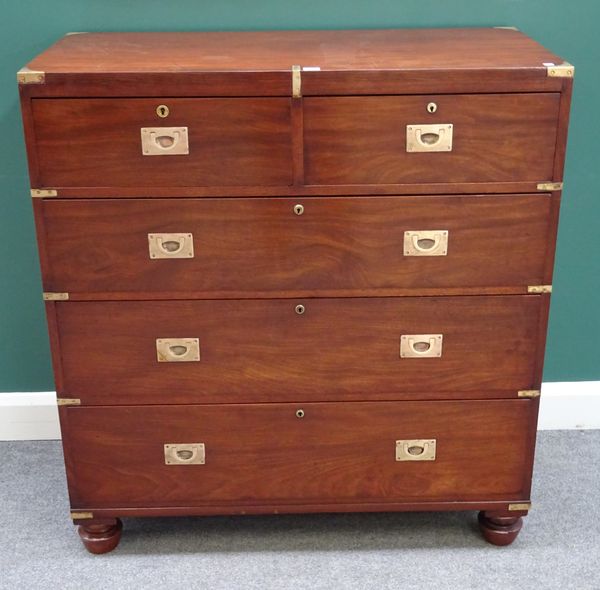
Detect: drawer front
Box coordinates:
(40, 194, 552, 295)
(31, 98, 292, 187)
(62, 400, 534, 508)
(55, 296, 543, 404)
(304, 94, 560, 185)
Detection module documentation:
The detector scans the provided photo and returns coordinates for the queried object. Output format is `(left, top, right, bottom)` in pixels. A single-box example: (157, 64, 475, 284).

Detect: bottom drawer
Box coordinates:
(61, 400, 535, 509)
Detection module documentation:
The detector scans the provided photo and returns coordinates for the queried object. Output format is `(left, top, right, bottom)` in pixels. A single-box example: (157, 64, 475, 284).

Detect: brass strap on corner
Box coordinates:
(70, 511, 93, 520)
(43, 292, 69, 301)
(57, 398, 81, 406)
(527, 285, 552, 294)
(31, 189, 58, 198)
(546, 62, 574, 78)
(537, 182, 563, 191)
(17, 68, 45, 84)
(508, 503, 531, 511)
(292, 65, 301, 98)
(517, 390, 541, 399)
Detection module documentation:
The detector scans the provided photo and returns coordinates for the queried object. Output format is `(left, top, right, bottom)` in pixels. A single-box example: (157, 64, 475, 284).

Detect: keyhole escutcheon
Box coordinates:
(156, 105, 170, 118)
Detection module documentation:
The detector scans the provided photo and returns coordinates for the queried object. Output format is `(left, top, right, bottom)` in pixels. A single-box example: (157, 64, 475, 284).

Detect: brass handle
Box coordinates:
(156, 338, 200, 362)
(148, 233, 194, 259)
(404, 230, 448, 256)
(141, 127, 189, 156)
(400, 334, 443, 358)
(406, 124, 453, 152)
(164, 443, 205, 465)
(396, 439, 436, 461)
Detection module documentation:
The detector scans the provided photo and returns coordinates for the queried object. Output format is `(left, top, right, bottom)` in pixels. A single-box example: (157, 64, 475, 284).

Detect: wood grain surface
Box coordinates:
(61, 399, 534, 508)
(54, 296, 544, 403)
(32, 98, 292, 187)
(304, 94, 560, 185)
(40, 194, 554, 295)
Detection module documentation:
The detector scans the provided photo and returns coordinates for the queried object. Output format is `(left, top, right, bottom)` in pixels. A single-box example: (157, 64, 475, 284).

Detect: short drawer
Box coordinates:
(31, 98, 292, 187)
(54, 295, 544, 404)
(304, 94, 560, 185)
(62, 400, 534, 509)
(39, 194, 553, 296)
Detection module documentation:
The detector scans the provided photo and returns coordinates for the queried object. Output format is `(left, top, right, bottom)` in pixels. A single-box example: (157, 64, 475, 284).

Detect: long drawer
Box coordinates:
(31, 98, 293, 187)
(62, 400, 535, 509)
(304, 94, 560, 185)
(39, 194, 553, 296)
(54, 295, 545, 404)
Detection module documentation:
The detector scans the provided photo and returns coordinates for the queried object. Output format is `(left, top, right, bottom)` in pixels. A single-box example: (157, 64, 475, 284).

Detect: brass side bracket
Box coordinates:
(57, 398, 81, 406)
(43, 292, 69, 301)
(292, 65, 301, 98)
(537, 182, 563, 191)
(518, 390, 541, 398)
(17, 68, 45, 84)
(71, 511, 94, 520)
(527, 285, 552, 294)
(493, 26, 519, 30)
(508, 503, 531, 511)
(31, 189, 58, 198)
(546, 62, 574, 78)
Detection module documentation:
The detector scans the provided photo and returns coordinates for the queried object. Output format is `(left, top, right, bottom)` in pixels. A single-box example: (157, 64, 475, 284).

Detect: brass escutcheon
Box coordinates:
(293, 204, 304, 216)
(427, 102, 438, 114)
(156, 104, 170, 118)
(296, 409, 305, 418)
(295, 304, 305, 315)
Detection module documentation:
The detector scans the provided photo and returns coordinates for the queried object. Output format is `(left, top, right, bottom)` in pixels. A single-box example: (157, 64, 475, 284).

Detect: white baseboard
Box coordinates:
(1, 382, 599, 440)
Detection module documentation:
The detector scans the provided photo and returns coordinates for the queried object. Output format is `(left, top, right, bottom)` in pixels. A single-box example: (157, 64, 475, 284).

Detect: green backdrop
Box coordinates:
(1, 1, 598, 391)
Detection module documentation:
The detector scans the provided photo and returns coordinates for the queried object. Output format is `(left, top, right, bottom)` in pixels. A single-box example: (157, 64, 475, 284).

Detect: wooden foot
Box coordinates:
(78, 518, 123, 554)
(478, 511, 523, 546)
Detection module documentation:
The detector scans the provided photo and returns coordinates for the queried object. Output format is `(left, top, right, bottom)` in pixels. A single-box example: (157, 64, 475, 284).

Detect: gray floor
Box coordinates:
(1, 431, 599, 590)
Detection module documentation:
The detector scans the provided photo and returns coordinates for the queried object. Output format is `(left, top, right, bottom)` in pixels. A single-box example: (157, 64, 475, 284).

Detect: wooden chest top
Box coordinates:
(19, 28, 571, 96)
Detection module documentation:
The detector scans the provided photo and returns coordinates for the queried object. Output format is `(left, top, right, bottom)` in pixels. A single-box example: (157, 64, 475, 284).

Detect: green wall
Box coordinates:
(1, 1, 598, 391)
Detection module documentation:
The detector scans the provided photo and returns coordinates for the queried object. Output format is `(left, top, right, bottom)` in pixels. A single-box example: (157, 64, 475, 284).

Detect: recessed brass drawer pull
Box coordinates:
(406, 124, 453, 152)
(148, 233, 194, 259)
(156, 338, 200, 362)
(400, 334, 443, 358)
(404, 230, 448, 256)
(141, 127, 189, 155)
(396, 439, 436, 461)
(164, 443, 205, 465)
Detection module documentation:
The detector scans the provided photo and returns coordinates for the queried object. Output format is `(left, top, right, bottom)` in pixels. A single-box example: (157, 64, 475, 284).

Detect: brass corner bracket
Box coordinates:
(17, 68, 45, 85)
(518, 390, 541, 398)
(527, 285, 552, 294)
(547, 62, 574, 78)
(31, 189, 58, 198)
(537, 182, 563, 192)
(70, 511, 94, 520)
(508, 503, 531, 512)
(43, 292, 69, 301)
(493, 26, 519, 31)
(57, 398, 81, 406)
(292, 65, 301, 98)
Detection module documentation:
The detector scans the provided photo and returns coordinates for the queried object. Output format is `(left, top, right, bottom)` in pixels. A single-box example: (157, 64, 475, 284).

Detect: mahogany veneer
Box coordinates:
(19, 28, 573, 553)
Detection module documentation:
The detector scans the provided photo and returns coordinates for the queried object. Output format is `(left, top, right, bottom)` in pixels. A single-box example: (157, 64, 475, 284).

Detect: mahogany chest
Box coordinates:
(18, 28, 573, 553)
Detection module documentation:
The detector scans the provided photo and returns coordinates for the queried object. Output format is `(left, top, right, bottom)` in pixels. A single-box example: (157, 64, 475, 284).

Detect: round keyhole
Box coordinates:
(295, 304, 305, 315)
(293, 204, 304, 216)
(156, 104, 170, 118)
(427, 102, 437, 114)
(296, 409, 305, 418)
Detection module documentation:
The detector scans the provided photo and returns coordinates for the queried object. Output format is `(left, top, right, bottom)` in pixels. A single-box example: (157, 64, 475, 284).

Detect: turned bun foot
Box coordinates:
(78, 518, 123, 554)
(478, 511, 523, 546)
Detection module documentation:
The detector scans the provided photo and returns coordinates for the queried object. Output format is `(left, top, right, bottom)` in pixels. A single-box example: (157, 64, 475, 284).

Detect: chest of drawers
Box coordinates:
(18, 28, 573, 553)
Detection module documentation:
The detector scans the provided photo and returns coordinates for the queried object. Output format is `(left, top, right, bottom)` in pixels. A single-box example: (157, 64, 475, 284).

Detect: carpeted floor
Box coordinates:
(1, 431, 599, 590)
